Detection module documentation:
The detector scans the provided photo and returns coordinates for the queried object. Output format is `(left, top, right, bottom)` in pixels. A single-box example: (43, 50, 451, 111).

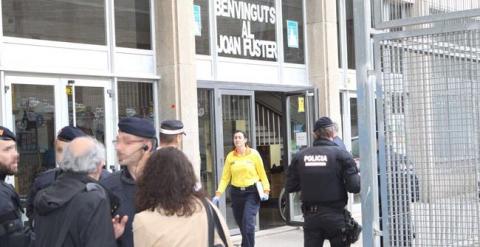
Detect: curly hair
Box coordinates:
(136, 147, 206, 216)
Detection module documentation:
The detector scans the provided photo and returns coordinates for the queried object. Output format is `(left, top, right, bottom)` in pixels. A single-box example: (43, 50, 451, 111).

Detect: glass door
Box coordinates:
(63, 79, 115, 170)
(3, 76, 114, 198)
(214, 89, 256, 233)
(4, 77, 60, 197)
(284, 91, 314, 224)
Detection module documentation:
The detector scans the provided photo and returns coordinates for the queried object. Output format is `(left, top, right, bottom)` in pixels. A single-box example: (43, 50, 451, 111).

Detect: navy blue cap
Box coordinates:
(314, 117, 334, 132)
(118, 117, 156, 139)
(159, 120, 185, 135)
(57, 126, 86, 142)
(0, 126, 16, 141)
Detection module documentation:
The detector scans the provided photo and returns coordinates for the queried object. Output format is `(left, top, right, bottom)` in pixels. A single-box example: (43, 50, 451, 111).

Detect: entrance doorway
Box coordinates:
(3, 75, 114, 197)
(198, 88, 314, 231)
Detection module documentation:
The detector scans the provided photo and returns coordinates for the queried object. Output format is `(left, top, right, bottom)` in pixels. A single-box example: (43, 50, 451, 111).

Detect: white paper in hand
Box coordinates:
(255, 181, 266, 198)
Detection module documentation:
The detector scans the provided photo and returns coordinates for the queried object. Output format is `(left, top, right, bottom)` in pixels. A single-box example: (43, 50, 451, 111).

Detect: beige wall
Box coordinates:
(154, 0, 201, 176)
(306, 0, 342, 125)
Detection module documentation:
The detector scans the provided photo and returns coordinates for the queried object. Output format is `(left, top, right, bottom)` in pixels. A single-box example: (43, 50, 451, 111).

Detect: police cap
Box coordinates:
(0, 126, 16, 141)
(118, 117, 156, 139)
(57, 126, 86, 142)
(314, 117, 334, 132)
(159, 120, 185, 135)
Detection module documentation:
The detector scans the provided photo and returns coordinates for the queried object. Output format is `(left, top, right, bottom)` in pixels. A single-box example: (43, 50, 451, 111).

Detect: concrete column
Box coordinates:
(306, 0, 341, 124)
(154, 0, 200, 175)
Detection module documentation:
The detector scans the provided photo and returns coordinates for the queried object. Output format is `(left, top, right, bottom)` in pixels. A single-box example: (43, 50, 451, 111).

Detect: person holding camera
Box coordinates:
(286, 117, 361, 247)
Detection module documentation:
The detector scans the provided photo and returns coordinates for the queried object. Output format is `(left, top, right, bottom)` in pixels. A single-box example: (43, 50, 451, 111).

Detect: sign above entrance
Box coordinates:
(215, 0, 277, 61)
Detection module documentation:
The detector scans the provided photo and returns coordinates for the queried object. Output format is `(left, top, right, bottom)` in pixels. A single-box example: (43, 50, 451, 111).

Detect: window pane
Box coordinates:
(2, 0, 105, 45)
(215, 0, 277, 61)
(74, 87, 105, 143)
(12, 85, 55, 196)
(194, 0, 210, 55)
(117, 81, 155, 122)
(115, 0, 151, 49)
(346, 0, 355, 69)
(282, 0, 304, 64)
(197, 89, 216, 197)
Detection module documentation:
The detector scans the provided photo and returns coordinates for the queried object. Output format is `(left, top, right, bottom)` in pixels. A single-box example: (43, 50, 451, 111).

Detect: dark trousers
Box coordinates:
(303, 208, 349, 247)
(231, 188, 260, 247)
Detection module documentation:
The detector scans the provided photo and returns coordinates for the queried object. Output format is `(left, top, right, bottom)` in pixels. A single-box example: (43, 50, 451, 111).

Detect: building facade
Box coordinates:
(0, 0, 358, 230)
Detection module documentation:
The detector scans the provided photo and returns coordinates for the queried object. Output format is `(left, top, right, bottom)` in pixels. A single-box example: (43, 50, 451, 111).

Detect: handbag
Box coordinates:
(201, 198, 228, 247)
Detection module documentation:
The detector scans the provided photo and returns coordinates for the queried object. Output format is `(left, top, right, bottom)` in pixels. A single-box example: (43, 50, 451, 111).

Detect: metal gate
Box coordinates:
(355, 1, 480, 246)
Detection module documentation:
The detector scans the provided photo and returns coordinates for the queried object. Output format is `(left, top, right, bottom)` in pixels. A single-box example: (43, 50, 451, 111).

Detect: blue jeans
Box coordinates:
(231, 188, 260, 247)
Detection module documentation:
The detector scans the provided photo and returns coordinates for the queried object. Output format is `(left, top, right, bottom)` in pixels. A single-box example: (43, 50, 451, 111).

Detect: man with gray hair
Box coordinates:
(33, 137, 120, 247)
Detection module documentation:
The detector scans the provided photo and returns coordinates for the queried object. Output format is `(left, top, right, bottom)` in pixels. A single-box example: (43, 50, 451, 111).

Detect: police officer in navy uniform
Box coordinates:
(0, 126, 32, 247)
(286, 117, 361, 247)
(26, 126, 111, 224)
(158, 120, 185, 149)
(100, 117, 157, 247)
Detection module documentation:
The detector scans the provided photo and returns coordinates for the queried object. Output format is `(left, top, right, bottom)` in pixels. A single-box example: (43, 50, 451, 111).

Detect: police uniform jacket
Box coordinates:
(0, 175, 31, 247)
(33, 172, 116, 247)
(100, 168, 136, 247)
(286, 138, 360, 208)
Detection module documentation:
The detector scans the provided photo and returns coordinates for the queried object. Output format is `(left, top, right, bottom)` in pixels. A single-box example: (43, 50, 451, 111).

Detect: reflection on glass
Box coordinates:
(222, 95, 252, 229)
(117, 81, 154, 123)
(194, 0, 210, 55)
(289, 95, 307, 154)
(198, 89, 216, 197)
(74, 87, 105, 143)
(282, 0, 305, 64)
(350, 98, 359, 158)
(115, 0, 151, 49)
(2, 0, 105, 45)
(12, 85, 55, 196)
(287, 95, 306, 222)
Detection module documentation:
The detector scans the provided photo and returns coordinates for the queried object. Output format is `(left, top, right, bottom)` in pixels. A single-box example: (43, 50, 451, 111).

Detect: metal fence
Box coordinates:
(357, 0, 480, 246)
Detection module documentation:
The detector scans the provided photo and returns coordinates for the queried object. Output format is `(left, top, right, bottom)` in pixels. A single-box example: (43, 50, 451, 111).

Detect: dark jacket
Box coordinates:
(33, 172, 116, 247)
(286, 138, 360, 208)
(100, 168, 136, 247)
(27, 168, 111, 222)
(0, 175, 32, 247)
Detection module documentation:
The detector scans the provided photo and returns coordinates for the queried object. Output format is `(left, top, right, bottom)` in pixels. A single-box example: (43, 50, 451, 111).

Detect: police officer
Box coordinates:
(26, 126, 111, 223)
(0, 126, 32, 247)
(158, 119, 185, 149)
(286, 117, 361, 247)
(100, 117, 157, 247)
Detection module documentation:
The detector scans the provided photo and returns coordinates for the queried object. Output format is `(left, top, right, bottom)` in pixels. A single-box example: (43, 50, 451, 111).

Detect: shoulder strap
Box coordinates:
(201, 198, 214, 247)
(211, 204, 228, 246)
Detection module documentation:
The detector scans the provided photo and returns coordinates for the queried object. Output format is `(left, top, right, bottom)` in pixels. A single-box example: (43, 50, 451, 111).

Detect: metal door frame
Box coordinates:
(283, 90, 315, 225)
(3, 74, 115, 181)
(213, 88, 256, 234)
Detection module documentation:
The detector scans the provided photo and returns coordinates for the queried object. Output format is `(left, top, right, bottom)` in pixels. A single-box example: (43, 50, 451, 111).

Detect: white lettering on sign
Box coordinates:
(215, 0, 276, 24)
(215, 0, 277, 60)
(304, 155, 328, 163)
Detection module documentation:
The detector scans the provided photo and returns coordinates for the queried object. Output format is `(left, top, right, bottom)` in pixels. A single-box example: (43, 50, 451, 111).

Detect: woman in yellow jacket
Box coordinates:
(212, 130, 270, 247)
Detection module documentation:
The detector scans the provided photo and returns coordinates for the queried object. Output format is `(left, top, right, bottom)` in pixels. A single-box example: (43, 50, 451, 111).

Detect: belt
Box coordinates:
(231, 184, 256, 191)
(302, 204, 344, 215)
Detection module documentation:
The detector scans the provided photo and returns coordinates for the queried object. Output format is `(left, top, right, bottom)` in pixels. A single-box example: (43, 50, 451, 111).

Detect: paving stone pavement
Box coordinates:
(231, 204, 363, 247)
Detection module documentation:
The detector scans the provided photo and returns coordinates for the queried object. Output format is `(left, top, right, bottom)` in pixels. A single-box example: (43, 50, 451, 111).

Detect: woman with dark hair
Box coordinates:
(133, 147, 232, 247)
(212, 130, 270, 247)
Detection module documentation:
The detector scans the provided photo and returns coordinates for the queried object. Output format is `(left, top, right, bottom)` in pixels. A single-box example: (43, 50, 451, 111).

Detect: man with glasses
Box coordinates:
(100, 117, 157, 247)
